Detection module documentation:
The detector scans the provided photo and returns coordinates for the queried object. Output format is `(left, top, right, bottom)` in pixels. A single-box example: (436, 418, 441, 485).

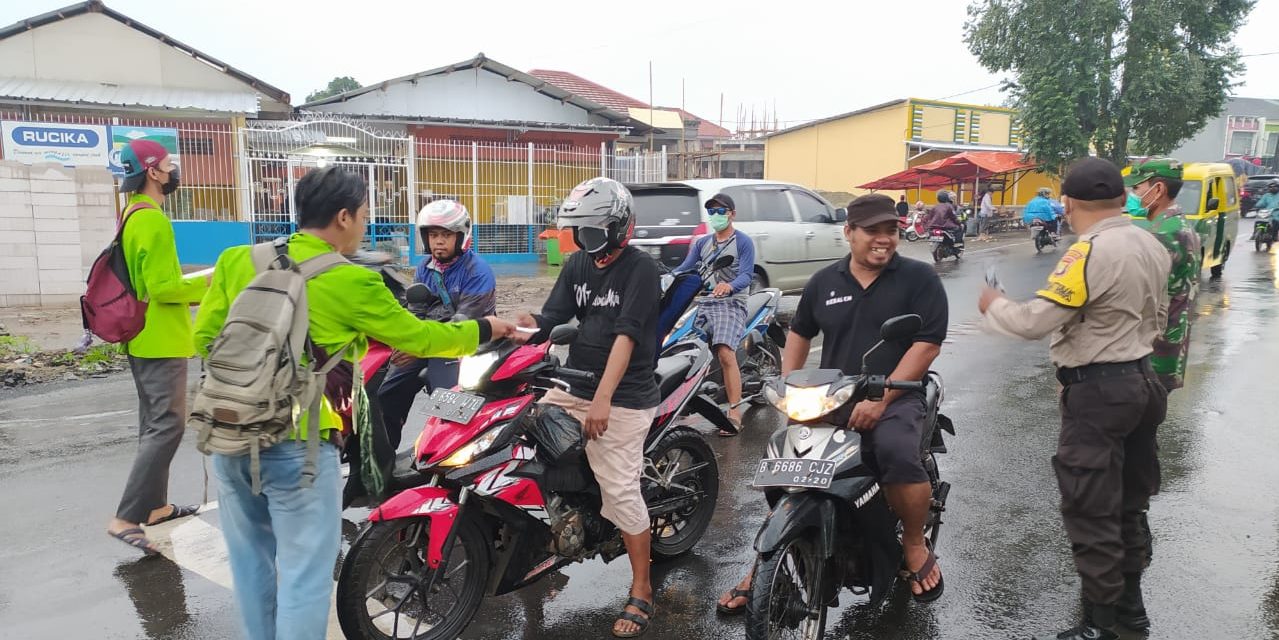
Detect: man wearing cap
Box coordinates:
(716, 194, 948, 613)
(1125, 158, 1201, 394)
(106, 140, 210, 554)
(671, 192, 756, 433)
(979, 158, 1171, 640)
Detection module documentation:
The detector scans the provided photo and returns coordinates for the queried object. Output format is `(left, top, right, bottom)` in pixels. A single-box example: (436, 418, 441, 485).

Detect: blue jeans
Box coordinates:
(213, 440, 341, 640)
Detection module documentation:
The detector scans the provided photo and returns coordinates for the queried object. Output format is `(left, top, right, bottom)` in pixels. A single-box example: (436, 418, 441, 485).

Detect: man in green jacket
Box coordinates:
(106, 139, 209, 555)
(194, 167, 517, 640)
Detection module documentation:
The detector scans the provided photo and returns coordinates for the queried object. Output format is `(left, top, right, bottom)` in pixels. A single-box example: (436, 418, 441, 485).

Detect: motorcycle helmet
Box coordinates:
(1268, 179, 1279, 192)
(937, 190, 952, 204)
(416, 199, 473, 258)
(558, 177, 635, 262)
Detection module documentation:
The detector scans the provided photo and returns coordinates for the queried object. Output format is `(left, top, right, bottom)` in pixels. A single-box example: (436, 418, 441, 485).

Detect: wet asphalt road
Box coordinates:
(2, 231, 1278, 640)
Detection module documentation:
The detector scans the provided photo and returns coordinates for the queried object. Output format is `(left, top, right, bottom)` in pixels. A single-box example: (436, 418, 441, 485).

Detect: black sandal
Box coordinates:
(145, 504, 200, 526)
(716, 588, 750, 614)
(718, 417, 742, 438)
(109, 528, 159, 556)
(902, 548, 944, 603)
(612, 596, 654, 638)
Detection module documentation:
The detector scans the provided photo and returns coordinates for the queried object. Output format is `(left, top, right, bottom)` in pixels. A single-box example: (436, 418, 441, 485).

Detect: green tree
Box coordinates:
(305, 76, 362, 103)
(965, 0, 1254, 172)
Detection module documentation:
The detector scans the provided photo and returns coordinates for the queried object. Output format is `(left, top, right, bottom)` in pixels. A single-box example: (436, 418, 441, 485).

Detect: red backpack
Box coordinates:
(80, 203, 149, 343)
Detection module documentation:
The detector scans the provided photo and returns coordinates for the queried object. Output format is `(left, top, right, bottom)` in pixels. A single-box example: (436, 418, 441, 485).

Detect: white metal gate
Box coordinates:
(239, 118, 416, 259)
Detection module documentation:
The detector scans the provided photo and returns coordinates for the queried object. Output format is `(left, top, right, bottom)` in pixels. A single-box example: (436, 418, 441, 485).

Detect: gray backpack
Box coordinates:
(189, 238, 349, 494)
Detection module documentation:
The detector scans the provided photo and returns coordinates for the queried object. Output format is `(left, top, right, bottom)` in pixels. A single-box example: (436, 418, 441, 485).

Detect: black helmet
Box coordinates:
(1268, 179, 1279, 190)
(558, 177, 635, 257)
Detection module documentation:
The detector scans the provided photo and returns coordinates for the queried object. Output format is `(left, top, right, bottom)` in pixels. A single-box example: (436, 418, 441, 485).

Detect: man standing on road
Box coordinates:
(980, 158, 1171, 640)
(378, 199, 496, 449)
(716, 193, 949, 614)
(195, 167, 517, 640)
(671, 192, 756, 434)
(105, 139, 209, 555)
(978, 185, 995, 241)
(1125, 158, 1201, 393)
(896, 194, 911, 219)
(517, 177, 662, 638)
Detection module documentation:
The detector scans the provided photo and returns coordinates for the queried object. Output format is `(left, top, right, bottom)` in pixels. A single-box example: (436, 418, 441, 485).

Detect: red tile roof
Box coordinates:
(529, 69, 731, 139)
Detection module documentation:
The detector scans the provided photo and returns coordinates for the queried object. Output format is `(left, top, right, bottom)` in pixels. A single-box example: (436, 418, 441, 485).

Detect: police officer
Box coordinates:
(978, 158, 1172, 640)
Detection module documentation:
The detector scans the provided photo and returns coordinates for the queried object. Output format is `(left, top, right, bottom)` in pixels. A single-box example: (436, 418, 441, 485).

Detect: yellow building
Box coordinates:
(764, 98, 1057, 207)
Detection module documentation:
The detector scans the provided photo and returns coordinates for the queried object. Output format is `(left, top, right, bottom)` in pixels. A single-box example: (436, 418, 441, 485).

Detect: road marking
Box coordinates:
(962, 240, 1032, 255)
(0, 409, 132, 426)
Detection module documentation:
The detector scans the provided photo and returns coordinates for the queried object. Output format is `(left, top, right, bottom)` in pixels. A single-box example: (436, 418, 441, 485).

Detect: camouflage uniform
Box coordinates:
(1131, 204, 1199, 391)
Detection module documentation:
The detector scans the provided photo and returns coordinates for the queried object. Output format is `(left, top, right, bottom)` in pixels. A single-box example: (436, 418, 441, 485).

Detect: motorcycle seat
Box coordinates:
(654, 354, 694, 399)
(745, 289, 777, 323)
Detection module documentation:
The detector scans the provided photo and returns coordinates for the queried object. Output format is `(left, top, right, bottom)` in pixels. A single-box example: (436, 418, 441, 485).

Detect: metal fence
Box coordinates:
(0, 111, 668, 258)
(0, 108, 241, 221)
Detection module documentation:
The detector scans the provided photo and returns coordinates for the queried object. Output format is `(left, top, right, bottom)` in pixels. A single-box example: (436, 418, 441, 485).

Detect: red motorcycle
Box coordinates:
(335, 325, 727, 640)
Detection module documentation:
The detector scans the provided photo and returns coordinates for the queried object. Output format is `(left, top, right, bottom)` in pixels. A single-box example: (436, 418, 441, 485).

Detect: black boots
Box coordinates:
(1116, 572, 1150, 631)
(1032, 604, 1119, 640)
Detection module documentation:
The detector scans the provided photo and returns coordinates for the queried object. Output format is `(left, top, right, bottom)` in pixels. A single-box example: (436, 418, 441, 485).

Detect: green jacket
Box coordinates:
(121, 193, 208, 358)
(194, 232, 484, 436)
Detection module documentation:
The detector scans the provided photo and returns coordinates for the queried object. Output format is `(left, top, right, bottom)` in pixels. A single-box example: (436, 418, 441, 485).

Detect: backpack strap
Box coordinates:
(298, 339, 353, 489)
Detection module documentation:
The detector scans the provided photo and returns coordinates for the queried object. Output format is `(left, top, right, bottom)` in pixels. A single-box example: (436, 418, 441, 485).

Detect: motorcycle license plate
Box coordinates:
(752, 458, 836, 489)
(422, 388, 486, 424)
(928, 236, 944, 242)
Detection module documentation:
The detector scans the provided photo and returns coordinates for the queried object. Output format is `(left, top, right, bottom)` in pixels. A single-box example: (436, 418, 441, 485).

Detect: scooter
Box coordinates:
(1031, 219, 1059, 254)
(903, 211, 927, 242)
(1252, 211, 1276, 252)
(336, 331, 730, 640)
(744, 314, 954, 640)
(928, 227, 964, 262)
(662, 287, 785, 405)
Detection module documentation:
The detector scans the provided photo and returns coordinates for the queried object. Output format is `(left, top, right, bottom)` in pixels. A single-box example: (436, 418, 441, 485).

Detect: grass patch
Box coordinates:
(0, 335, 37, 357)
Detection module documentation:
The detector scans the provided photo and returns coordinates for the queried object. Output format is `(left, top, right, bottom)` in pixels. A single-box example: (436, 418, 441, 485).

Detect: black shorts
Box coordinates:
(859, 393, 929, 485)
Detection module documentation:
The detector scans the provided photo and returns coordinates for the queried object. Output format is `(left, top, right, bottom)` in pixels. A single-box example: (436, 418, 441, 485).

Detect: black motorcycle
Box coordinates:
(1252, 214, 1276, 252)
(928, 227, 964, 262)
(744, 314, 954, 640)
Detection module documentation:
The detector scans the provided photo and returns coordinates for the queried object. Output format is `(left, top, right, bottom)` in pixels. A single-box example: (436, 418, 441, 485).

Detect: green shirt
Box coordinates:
(121, 193, 208, 358)
(194, 232, 483, 435)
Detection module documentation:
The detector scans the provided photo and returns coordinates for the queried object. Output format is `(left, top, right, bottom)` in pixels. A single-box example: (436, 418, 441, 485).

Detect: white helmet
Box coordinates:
(416, 199, 473, 255)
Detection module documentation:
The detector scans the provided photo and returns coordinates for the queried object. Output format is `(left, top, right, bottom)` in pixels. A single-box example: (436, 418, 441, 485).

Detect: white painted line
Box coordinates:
(0, 409, 132, 426)
(962, 240, 1032, 255)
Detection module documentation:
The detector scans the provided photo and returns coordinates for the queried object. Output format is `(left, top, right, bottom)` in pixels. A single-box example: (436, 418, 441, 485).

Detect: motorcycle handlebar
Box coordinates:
(886, 379, 924, 392)
(556, 367, 598, 384)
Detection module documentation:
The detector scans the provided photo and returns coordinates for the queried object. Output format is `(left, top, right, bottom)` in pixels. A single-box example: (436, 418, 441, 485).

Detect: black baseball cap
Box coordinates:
(845, 193, 900, 227)
(1062, 157, 1126, 201)
(706, 192, 735, 210)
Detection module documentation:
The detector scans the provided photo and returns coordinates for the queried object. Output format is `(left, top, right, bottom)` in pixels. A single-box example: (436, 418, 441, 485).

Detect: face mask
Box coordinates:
(708, 214, 730, 232)
(1125, 191, 1148, 218)
(161, 166, 180, 196)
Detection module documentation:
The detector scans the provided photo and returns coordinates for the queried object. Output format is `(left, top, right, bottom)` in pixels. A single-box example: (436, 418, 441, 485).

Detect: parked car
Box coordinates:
(627, 179, 848, 292)
(1240, 173, 1279, 218)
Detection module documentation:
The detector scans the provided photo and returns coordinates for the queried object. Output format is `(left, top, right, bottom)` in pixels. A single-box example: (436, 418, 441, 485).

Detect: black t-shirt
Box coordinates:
(790, 253, 947, 376)
(536, 247, 661, 409)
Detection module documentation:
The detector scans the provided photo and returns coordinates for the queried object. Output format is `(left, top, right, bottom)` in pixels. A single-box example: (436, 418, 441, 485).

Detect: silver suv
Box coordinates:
(627, 179, 848, 292)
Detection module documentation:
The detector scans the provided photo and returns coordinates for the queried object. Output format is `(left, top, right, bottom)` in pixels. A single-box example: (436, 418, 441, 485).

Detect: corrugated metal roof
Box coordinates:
(0, 77, 260, 113)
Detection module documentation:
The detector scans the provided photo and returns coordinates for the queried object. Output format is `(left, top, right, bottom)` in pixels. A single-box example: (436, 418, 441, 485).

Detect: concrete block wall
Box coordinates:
(0, 161, 118, 307)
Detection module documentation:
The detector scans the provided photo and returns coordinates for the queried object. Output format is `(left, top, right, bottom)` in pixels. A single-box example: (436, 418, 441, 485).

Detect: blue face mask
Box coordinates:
(1125, 191, 1149, 218)
(708, 214, 730, 231)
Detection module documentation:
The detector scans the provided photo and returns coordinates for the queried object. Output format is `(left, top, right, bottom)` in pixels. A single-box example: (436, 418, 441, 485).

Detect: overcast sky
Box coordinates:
(6, 0, 1279, 131)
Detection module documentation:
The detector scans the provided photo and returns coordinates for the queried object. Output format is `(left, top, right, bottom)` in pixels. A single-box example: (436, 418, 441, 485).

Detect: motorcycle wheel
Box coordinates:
(932, 246, 943, 263)
(1034, 234, 1045, 254)
(336, 518, 491, 640)
(1259, 239, 1266, 253)
(647, 427, 720, 560)
(743, 336, 782, 406)
(906, 230, 919, 242)
(746, 536, 827, 640)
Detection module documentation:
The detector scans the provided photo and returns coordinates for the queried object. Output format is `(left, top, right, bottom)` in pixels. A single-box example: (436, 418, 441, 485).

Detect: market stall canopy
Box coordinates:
(858, 166, 954, 190)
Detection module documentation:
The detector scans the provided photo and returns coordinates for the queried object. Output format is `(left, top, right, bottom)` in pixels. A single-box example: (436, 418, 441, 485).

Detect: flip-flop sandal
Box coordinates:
(902, 548, 944, 603)
(612, 596, 654, 638)
(716, 588, 750, 615)
(145, 504, 200, 526)
(718, 418, 743, 438)
(109, 528, 159, 556)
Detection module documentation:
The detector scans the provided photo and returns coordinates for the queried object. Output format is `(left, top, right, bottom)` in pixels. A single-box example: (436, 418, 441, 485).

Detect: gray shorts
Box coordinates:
(695, 297, 747, 349)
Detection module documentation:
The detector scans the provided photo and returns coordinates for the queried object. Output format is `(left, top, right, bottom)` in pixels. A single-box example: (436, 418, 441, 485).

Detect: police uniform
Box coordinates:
(982, 158, 1171, 637)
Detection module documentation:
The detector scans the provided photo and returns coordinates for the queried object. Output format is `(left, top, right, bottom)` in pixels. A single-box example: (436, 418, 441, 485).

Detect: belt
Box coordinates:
(1055, 357, 1151, 386)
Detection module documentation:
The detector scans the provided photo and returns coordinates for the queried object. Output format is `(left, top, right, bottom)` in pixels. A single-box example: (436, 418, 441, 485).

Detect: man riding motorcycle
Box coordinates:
(377, 200, 496, 451)
(1254, 180, 1279, 232)
(1024, 187, 1061, 236)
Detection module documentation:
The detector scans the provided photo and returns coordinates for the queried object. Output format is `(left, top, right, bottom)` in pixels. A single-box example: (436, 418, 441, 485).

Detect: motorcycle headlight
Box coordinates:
(766, 383, 854, 422)
(458, 351, 501, 390)
(438, 423, 508, 468)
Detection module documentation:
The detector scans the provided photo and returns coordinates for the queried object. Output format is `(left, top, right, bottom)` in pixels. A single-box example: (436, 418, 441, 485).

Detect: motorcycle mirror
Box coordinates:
(405, 283, 432, 305)
(880, 314, 922, 342)
(712, 255, 734, 270)
(549, 324, 578, 346)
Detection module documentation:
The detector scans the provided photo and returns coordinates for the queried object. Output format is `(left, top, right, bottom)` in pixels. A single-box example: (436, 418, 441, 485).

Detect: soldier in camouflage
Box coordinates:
(1125, 158, 1201, 392)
